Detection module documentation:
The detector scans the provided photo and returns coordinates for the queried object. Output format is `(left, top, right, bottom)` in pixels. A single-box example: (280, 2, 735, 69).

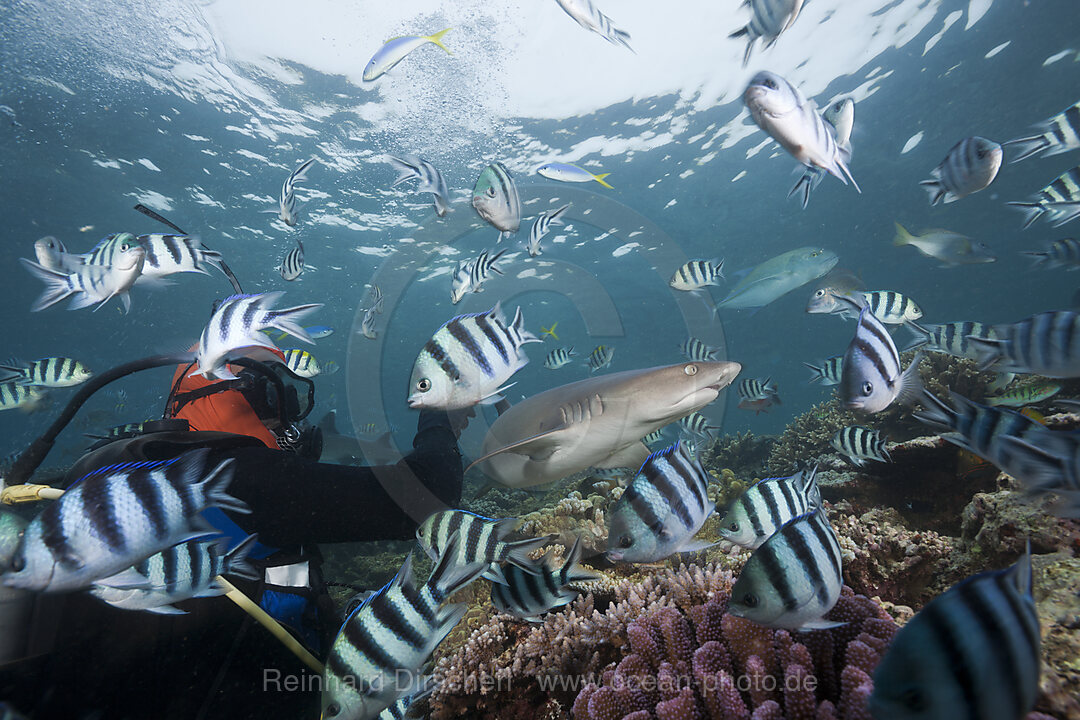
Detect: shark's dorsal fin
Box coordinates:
(319, 410, 339, 434)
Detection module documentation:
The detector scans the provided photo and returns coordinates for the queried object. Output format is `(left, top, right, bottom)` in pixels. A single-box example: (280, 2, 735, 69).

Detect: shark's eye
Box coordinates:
(684, 364, 698, 376)
(417, 378, 432, 392)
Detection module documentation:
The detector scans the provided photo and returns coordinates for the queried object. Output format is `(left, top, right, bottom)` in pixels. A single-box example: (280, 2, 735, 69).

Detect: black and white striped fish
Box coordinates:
(861, 290, 923, 324)
(680, 337, 719, 362)
(376, 682, 436, 720)
(0, 357, 92, 387)
(790, 98, 854, 208)
(969, 310, 1080, 377)
(921, 136, 1003, 205)
(283, 348, 320, 378)
(554, 0, 633, 52)
(472, 162, 521, 238)
(803, 355, 843, 385)
(717, 467, 819, 550)
(321, 532, 487, 720)
(408, 303, 539, 410)
(1023, 237, 1080, 269)
(492, 535, 600, 622)
(729, 0, 805, 66)
(586, 345, 614, 372)
(387, 154, 450, 217)
(527, 204, 570, 257)
(415, 509, 551, 581)
(0, 382, 46, 412)
(738, 377, 779, 402)
(34, 235, 83, 273)
(544, 346, 576, 369)
(840, 306, 923, 414)
(134, 234, 224, 280)
(1007, 165, 1080, 228)
(90, 534, 259, 614)
(369, 284, 384, 314)
(274, 158, 316, 227)
(870, 547, 1039, 720)
(727, 504, 843, 630)
(641, 429, 666, 446)
(450, 248, 506, 305)
(995, 428, 1080, 516)
(904, 320, 996, 359)
(0, 449, 247, 593)
(605, 442, 716, 563)
(669, 259, 724, 291)
(279, 239, 304, 281)
(194, 292, 323, 381)
(678, 411, 720, 439)
(1004, 99, 1080, 162)
(21, 238, 145, 313)
(360, 305, 379, 340)
(831, 426, 890, 467)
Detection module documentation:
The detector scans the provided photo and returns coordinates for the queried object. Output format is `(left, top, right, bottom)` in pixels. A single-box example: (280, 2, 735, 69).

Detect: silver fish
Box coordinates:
(554, 0, 633, 51)
(606, 441, 716, 563)
(718, 467, 819, 550)
(472, 163, 521, 237)
(840, 306, 922, 413)
(870, 548, 1039, 720)
(831, 426, 890, 467)
(805, 267, 863, 315)
(738, 377, 779, 402)
(279, 238, 305, 281)
(586, 345, 614, 372)
(388, 154, 450, 217)
(491, 535, 600, 622)
(1003, 99, 1080, 162)
(921, 136, 1003, 205)
(21, 238, 145, 313)
(34, 236, 82, 273)
(719, 247, 838, 311)
(363, 28, 452, 82)
(135, 234, 225, 279)
(789, 97, 855, 208)
(862, 290, 923, 325)
(1022, 237, 1080, 269)
(469, 361, 741, 489)
(680, 337, 719, 362)
(730, 0, 805, 66)
(360, 306, 379, 340)
(416, 509, 550, 586)
(893, 223, 995, 266)
(528, 204, 570, 257)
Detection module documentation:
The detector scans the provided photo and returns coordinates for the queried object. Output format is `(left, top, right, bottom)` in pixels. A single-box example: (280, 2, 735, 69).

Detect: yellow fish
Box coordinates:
(541, 323, 559, 340)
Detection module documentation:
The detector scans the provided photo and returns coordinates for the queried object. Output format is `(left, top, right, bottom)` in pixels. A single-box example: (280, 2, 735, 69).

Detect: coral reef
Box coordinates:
(703, 431, 774, 480)
(1032, 553, 1080, 719)
(960, 486, 1080, 566)
(518, 491, 611, 555)
(571, 586, 897, 720)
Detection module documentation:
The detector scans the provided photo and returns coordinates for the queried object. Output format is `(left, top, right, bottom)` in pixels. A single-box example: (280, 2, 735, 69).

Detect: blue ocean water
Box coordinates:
(0, 0, 1076, 459)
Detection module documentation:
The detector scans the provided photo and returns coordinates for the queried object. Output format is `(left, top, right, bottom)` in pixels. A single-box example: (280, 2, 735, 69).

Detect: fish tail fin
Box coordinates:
(838, 158, 860, 193)
(893, 222, 915, 246)
(1020, 250, 1050, 268)
(911, 388, 957, 432)
(198, 457, 251, 515)
(222, 534, 260, 581)
(896, 351, 925, 407)
(504, 533, 555, 571)
(428, 530, 487, 601)
(1002, 134, 1050, 163)
(560, 535, 602, 585)
(728, 26, 749, 39)
(801, 362, 823, 383)
(592, 173, 614, 189)
(788, 169, 816, 209)
(967, 335, 1006, 371)
(386, 155, 418, 187)
(1006, 201, 1047, 229)
(20, 258, 78, 312)
(510, 306, 541, 345)
(903, 321, 932, 352)
(919, 180, 946, 206)
(1049, 202, 1080, 227)
(427, 28, 453, 55)
(266, 303, 324, 344)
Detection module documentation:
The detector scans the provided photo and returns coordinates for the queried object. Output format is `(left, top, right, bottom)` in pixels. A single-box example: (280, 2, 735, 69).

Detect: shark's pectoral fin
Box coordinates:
(464, 425, 572, 474)
(594, 441, 650, 471)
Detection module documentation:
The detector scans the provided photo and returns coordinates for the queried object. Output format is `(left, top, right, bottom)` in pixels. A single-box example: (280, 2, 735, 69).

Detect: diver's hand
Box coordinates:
(446, 407, 476, 437)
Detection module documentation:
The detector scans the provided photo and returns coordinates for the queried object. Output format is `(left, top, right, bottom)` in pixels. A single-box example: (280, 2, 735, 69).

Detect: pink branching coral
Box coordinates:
(571, 587, 898, 720)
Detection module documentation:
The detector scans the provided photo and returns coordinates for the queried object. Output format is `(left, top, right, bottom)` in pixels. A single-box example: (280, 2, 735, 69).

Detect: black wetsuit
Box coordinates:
(0, 410, 463, 720)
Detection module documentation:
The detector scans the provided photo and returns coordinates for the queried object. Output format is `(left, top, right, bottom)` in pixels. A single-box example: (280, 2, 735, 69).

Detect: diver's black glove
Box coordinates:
(297, 424, 323, 461)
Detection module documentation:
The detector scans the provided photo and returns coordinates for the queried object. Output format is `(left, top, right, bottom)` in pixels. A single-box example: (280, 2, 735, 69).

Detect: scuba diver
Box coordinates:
(0, 348, 471, 719)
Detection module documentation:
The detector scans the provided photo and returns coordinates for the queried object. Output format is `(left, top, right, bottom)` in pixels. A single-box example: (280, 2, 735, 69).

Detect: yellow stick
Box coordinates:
(218, 576, 325, 675)
(0, 484, 65, 505)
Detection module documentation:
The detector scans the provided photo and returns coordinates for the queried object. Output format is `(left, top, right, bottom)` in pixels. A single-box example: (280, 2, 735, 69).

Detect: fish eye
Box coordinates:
(861, 381, 874, 396)
(684, 364, 698, 376)
(9, 554, 25, 572)
(899, 688, 927, 712)
(485, 186, 496, 198)
(618, 535, 633, 549)
(811, 250, 820, 256)
(728, 522, 739, 532)
(814, 289, 825, 298)
(324, 702, 341, 718)
(763, 78, 777, 90)
(417, 378, 432, 392)
(741, 592, 759, 608)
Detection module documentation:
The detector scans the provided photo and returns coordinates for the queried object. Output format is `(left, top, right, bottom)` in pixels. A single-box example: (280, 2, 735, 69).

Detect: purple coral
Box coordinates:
(571, 587, 898, 720)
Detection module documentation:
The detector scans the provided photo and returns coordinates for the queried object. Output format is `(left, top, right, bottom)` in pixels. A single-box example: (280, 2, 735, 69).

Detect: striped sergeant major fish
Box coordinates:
(717, 466, 819, 550)
(860, 290, 922, 325)
(790, 97, 855, 209)
(831, 426, 890, 467)
(527, 203, 570, 257)
(449, 248, 507, 305)
(543, 346, 576, 370)
(729, 0, 805, 66)
(803, 355, 843, 385)
(738, 377, 779, 402)
(368, 285, 384, 314)
(680, 337, 719, 362)
(283, 348, 320, 378)
(0, 381, 47, 412)
(0, 449, 248, 593)
(968, 310, 1080, 378)
(408, 302, 539, 410)
(21, 238, 145, 313)
(641, 428, 666, 446)
(273, 158, 316, 227)
(363, 28, 452, 82)
(870, 546, 1039, 720)
(387, 154, 450, 217)
(194, 292, 323, 381)
(554, 0, 633, 52)
(1007, 165, 1080, 228)
(472, 162, 521, 238)
(744, 71, 859, 193)
(83, 234, 225, 283)
(90, 534, 259, 614)
(491, 535, 600, 622)
(840, 306, 923, 414)
(1022, 237, 1080, 269)
(34, 236, 84, 273)
(279, 238, 304, 281)
(0, 357, 92, 387)
(678, 411, 720, 439)
(415, 509, 552, 582)
(605, 441, 716, 563)
(376, 681, 436, 720)
(669, 259, 724, 292)
(727, 503, 843, 630)
(360, 305, 379, 340)
(920, 136, 1003, 205)
(904, 320, 996, 359)
(320, 532, 487, 720)
(995, 425, 1080, 516)
(586, 344, 614, 372)
(1004, 99, 1080, 162)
